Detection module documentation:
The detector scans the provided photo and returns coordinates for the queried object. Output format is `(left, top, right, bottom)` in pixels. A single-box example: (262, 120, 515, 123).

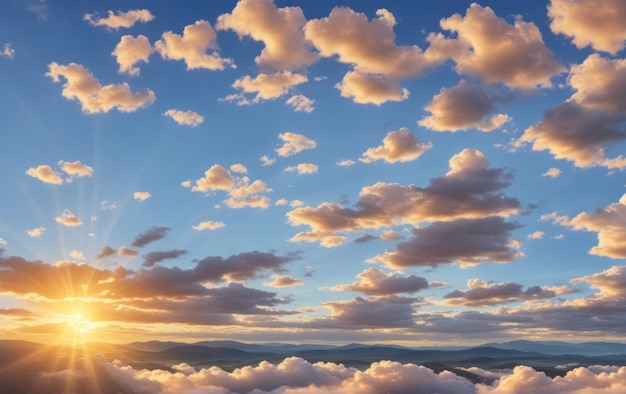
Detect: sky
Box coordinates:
(0, 0, 626, 347)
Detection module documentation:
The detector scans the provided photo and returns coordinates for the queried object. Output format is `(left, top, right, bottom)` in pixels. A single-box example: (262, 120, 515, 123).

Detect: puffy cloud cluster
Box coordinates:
(26, 160, 93, 185)
(163, 109, 204, 127)
(263, 274, 303, 288)
(84, 9, 154, 30)
(443, 279, 574, 307)
(285, 163, 318, 175)
(46, 62, 155, 113)
(192, 220, 225, 231)
(548, 0, 626, 54)
(286, 94, 315, 113)
(155, 20, 234, 71)
(288, 149, 519, 247)
(327, 268, 441, 295)
(419, 81, 509, 132)
(133, 191, 151, 201)
(54, 209, 82, 227)
(225, 72, 308, 104)
(275, 132, 316, 157)
(516, 55, 626, 168)
(360, 128, 432, 163)
(112, 35, 153, 76)
(216, 0, 318, 71)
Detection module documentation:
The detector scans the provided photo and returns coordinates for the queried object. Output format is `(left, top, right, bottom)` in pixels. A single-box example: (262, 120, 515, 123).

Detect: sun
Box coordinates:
(61, 311, 98, 345)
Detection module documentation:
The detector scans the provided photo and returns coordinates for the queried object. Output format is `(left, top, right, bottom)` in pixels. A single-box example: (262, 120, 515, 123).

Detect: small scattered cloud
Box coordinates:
(84, 9, 155, 30)
(230, 164, 248, 174)
(286, 94, 315, 113)
(46, 62, 155, 113)
(69, 250, 85, 261)
(275, 132, 316, 157)
(163, 109, 204, 127)
(142, 249, 188, 268)
(263, 274, 304, 288)
(192, 221, 225, 231)
(542, 167, 562, 178)
(133, 192, 151, 201)
(1, 43, 15, 59)
(131, 226, 170, 248)
(528, 231, 545, 240)
(26, 227, 46, 238)
(225, 72, 307, 104)
(285, 163, 318, 175)
(112, 35, 153, 76)
(155, 20, 234, 71)
(59, 160, 93, 178)
(26, 165, 63, 185)
(336, 159, 355, 167)
(327, 268, 441, 295)
(54, 210, 82, 227)
(0, 238, 7, 245)
(360, 128, 432, 163)
(260, 155, 276, 166)
(100, 200, 116, 210)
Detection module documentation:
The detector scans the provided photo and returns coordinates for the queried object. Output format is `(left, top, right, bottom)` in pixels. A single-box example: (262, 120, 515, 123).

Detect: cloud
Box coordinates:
(226, 72, 307, 104)
(548, 0, 626, 54)
(46, 62, 155, 113)
(319, 295, 419, 328)
(432, 3, 565, 89)
(26, 227, 45, 237)
(557, 194, 626, 258)
(275, 132, 316, 157)
(54, 209, 82, 227)
(0, 238, 6, 245)
(263, 274, 304, 288)
(96, 245, 138, 259)
(142, 249, 188, 268)
(260, 155, 276, 166)
(112, 35, 153, 76)
(542, 168, 561, 178)
(380, 230, 403, 241)
(288, 149, 519, 246)
(216, 0, 318, 71)
(84, 9, 155, 29)
(335, 70, 409, 105)
(443, 279, 573, 307)
(133, 191, 151, 201)
(285, 163, 318, 175)
(527, 231, 545, 240)
(571, 265, 626, 298)
(230, 164, 247, 174)
(25, 165, 63, 184)
(336, 159, 355, 167)
(69, 250, 84, 261)
(286, 94, 315, 113)
(327, 268, 441, 296)
(100, 200, 116, 210)
(516, 54, 626, 168)
(163, 109, 204, 127)
(1, 43, 14, 59)
(155, 20, 234, 70)
(360, 128, 432, 163)
(369, 217, 523, 268)
(131, 226, 170, 248)
(191, 165, 235, 192)
(419, 80, 509, 132)
(224, 195, 271, 209)
(192, 221, 225, 231)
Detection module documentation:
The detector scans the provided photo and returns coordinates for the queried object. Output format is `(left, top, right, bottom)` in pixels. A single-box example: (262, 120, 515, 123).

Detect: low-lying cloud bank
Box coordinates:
(98, 357, 626, 394)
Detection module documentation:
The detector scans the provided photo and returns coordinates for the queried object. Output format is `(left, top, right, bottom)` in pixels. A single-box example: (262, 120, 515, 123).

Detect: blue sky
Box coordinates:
(0, 0, 626, 346)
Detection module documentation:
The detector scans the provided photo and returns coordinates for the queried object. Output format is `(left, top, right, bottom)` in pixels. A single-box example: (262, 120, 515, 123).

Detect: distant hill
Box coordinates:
(482, 340, 626, 356)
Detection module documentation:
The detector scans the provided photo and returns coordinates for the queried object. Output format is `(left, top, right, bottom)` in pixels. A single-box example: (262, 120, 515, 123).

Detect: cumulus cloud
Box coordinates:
(155, 20, 234, 70)
(54, 210, 82, 227)
(319, 295, 419, 328)
(46, 62, 155, 113)
(369, 217, 523, 268)
(230, 164, 247, 174)
(59, 160, 93, 178)
(163, 109, 204, 127)
(96, 245, 138, 259)
(142, 249, 188, 268)
(1, 43, 15, 59)
(225, 72, 307, 104)
(260, 155, 276, 166)
(112, 35, 153, 76)
(263, 274, 303, 288)
(131, 226, 170, 248)
(548, 0, 626, 54)
(555, 194, 626, 258)
(527, 231, 545, 240)
(431, 3, 565, 89)
(191, 165, 235, 192)
(285, 163, 318, 175)
(327, 268, 441, 296)
(69, 250, 84, 261)
(275, 132, 316, 157)
(192, 220, 225, 231)
(189, 165, 272, 208)
(516, 55, 626, 168)
(542, 168, 561, 178)
(288, 149, 519, 246)
(133, 191, 151, 201)
(286, 94, 315, 113)
(216, 0, 318, 71)
(443, 279, 573, 307)
(26, 165, 63, 184)
(336, 159, 355, 167)
(419, 81, 509, 132)
(360, 128, 432, 163)
(26, 227, 45, 237)
(84, 9, 154, 29)
(335, 70, 409, 105)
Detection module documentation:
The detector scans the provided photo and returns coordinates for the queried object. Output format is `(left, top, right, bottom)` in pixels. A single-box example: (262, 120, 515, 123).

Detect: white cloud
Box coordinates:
(286, 94, 315, 113)
(84, 9, 155, 29)
(1, 43, 15, 59)
(69, 250, 85, 261)
(46, 62, 155, 113)
(133, 192, 151, 201)
(192, 221, 225, 231)
(285, 163, 318, 175)
(55, 210, 82, 227)
(26, 227, 46, 237)
(164, 109, 204, 127)
(542, 168, 562, 178)
(230, 164, 247, 174)
(59, 160, 93, 177)
(112, 35, 153, 76)
(527, 231, 545, 240)
(26, 165, 63, 185)
(155, 20, 234, 70)
(100, 200, 117, 210)
(0, 238, 6, 245)
(260, 155, 276, 166)
(337, 159, 355, 167)
(226, 72, 307, 104)
(275, 132, 316, 157)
